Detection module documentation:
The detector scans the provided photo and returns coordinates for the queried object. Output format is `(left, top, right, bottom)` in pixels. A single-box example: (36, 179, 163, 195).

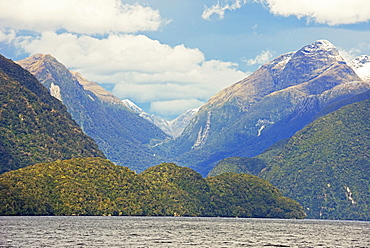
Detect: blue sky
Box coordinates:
(1, 0, 370, 120)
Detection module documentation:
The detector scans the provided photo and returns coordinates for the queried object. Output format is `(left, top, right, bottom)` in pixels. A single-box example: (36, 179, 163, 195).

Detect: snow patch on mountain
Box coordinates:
(349, 55, 370, 81)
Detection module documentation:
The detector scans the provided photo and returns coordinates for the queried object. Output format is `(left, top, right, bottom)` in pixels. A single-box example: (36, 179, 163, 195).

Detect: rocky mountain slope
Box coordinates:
(0, 54, 105, 173)
(17, 54, 169, 172)
(166, 40, 370, 176)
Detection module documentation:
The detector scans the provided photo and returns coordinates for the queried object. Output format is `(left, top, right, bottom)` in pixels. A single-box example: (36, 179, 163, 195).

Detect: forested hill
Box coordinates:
(261, 96, 370, 220)
(0, 157, 305, 219)
(0, 55, 105, 173)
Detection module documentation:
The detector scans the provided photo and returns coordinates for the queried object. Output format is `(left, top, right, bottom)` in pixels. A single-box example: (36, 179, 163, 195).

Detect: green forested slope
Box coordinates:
(207, 139, 289, 177)
(0, 157, 305, 218)
(262, 98, 370, 220)
(0, 55, 105, 173)
(140, 163, 212, 216)
(206, 172, 305, 218)
(207, 157, 266, 177)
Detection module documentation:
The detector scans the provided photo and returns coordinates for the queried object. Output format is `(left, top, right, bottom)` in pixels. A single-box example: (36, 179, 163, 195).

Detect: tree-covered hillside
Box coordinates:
(0, 157, 305, 218)
(0, 55, 105, 173)
(261, 97, 370, 220)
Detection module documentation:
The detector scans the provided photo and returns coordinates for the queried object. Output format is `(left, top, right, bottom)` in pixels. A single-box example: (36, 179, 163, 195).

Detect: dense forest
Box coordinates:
(0, 157, 305, 218)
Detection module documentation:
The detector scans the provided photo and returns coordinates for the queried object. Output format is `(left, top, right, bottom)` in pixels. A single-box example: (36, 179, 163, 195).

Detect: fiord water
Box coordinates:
(1, 216, 369, 247)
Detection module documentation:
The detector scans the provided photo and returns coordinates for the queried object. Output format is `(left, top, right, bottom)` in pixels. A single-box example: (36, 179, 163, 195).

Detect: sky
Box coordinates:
(1, 0, 370, 120)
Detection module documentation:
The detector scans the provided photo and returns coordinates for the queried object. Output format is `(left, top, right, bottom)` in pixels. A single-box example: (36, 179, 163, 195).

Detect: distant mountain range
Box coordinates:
(0, 55, 105, 173)
(121, 99, 199, 138)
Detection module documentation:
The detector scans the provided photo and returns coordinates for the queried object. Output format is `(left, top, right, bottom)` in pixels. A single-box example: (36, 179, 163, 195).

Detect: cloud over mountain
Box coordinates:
(1, 0, 368, 118)
(245, 50, 274, 66)
(0, 0, 247, 118)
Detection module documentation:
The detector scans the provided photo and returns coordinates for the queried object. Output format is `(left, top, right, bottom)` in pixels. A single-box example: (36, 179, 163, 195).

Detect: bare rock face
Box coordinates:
(166, 40, 370, 176)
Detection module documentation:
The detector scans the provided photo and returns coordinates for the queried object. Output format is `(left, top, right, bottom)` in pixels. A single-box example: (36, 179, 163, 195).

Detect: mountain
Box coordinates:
(17, 54, 169, 172)
(349, 55, 370, 81)
(261, 95, 370, 220)
(122, 99, 199, 138)
(165, 40, 370, 176)
(0, 54, 105, 173)
(0, 157, 305, 218)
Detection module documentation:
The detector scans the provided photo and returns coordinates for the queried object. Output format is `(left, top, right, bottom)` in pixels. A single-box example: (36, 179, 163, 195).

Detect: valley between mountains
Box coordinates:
(1, 40, 370, 220)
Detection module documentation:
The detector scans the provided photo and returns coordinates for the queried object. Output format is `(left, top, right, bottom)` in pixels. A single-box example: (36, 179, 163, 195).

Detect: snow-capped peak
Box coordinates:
(349, 55, 370, 81)
(298, 40, 344, 62)
(313, 40, 336, 50)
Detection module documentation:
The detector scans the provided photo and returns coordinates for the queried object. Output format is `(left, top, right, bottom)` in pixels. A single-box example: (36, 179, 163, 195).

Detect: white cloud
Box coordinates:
(0, 0, 251, 118)
(202, 0, 247, 20)
(19, 32, 205, 75)
(150, 99, 206, 117)
(109, 59, 246, 103)
(245, 50, 274, 66)
(13, 32, 247, 117)
(261, 0, 370, 25)
(338, 47, 361, 63)
(0, 29, 16, 43)
(0, 0, 165, 34)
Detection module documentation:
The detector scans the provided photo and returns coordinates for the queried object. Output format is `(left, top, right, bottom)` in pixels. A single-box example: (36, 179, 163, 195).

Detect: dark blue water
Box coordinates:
(1, 216, 369, 247)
